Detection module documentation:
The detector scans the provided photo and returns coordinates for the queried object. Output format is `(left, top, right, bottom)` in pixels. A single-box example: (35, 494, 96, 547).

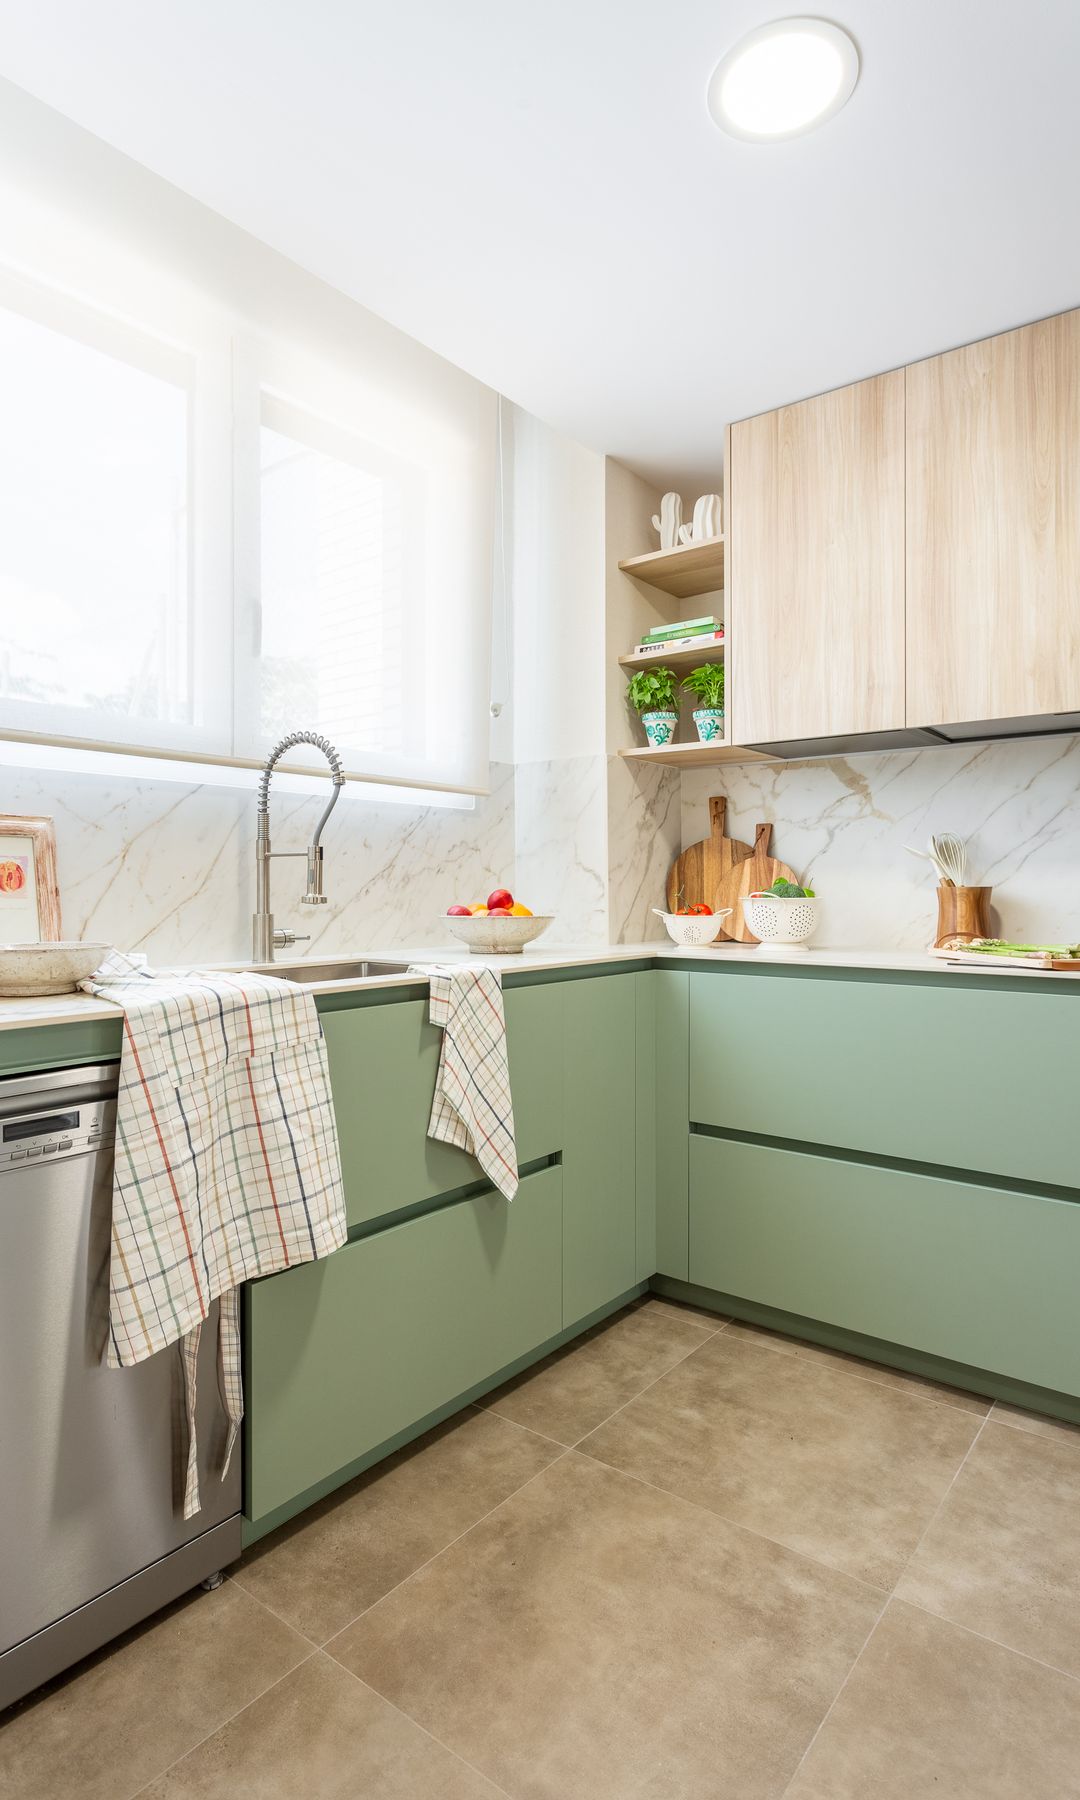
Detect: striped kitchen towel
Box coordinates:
(81, 951, 347, 1516)
(409, 964, 518, 1201)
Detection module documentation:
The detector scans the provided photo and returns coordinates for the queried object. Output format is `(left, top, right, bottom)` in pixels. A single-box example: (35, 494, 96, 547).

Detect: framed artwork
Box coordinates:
(0, 815, 63, 944)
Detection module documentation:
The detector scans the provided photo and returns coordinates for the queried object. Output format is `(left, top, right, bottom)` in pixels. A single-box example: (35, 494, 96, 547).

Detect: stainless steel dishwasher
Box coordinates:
(0, 1063, 242, 1710)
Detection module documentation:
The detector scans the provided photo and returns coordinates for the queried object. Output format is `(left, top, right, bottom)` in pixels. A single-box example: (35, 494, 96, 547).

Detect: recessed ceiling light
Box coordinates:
(707, 18, 859, 141)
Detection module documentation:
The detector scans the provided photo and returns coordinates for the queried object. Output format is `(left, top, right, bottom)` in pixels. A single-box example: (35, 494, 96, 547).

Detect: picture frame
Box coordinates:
(0, 815, 63, 944)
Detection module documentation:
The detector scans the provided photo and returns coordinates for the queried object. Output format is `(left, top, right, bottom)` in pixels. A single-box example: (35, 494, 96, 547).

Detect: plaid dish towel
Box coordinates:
(82, 951, 347, 1516)
(409, 964, 518, 1201)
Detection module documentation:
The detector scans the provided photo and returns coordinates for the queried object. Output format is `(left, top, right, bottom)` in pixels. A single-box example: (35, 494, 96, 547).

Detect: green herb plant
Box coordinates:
(681, 663, 725, 709)
(626, 667, 679, 715)
(766, 876, 816, 899)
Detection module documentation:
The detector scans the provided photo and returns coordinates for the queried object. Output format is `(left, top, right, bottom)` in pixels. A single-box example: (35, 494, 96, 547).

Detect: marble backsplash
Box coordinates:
(1, 762, 516, 964)
(681, 734, 1080, 950)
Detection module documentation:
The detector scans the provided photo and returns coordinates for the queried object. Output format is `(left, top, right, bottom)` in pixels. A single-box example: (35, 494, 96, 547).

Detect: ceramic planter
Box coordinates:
(692, 706, 724, 743)
(641, 711, 677, 748)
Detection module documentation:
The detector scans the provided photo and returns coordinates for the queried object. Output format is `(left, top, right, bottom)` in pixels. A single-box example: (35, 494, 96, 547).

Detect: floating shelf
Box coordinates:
(619, 740, 772, 768)
(619, 638, 724, 673)
(618, 537, 725, 600)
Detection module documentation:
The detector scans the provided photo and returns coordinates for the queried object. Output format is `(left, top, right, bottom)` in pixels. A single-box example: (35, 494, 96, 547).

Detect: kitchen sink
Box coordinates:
(270, 957, 416, 985)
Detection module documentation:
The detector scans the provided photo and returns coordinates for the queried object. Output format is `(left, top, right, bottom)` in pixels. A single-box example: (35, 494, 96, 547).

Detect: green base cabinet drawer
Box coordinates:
(689, 970, 1080, 1189)
(246, 1165, 563, 1520)
(322, 983, 564, 1228)
(689, 1133, 1080, 1395)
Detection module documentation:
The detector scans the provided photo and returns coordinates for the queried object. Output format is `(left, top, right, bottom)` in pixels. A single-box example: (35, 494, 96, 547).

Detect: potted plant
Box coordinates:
(681, 663, 725, 742)
(627, 666, 679, 747)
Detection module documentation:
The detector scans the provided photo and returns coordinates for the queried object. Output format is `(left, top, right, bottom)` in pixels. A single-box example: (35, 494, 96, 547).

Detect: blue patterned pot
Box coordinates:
(642, 711, 677, 747)
(693, 707, 725, 743)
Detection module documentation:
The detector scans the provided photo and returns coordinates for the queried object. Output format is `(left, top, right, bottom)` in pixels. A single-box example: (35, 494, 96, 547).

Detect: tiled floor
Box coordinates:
(4, 1296, 1080, 1799)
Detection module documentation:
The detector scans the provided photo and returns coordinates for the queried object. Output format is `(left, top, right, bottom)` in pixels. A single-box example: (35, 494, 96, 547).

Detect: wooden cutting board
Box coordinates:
(666, 796, 751, 915)
(714, 823, 799, 943)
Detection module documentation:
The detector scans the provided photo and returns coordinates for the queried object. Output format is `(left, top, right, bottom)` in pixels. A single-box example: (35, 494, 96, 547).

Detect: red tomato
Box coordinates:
(690, 903, 713, 915)
(487, 887, 514, 912)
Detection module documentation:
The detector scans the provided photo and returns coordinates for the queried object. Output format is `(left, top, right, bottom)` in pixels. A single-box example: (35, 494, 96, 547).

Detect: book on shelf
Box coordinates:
(640, 614, 720, 642)
(633, 629, 724, 656)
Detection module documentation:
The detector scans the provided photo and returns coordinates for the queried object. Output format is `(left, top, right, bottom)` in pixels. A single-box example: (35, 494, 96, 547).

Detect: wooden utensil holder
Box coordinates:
(933, 884, 992, 947)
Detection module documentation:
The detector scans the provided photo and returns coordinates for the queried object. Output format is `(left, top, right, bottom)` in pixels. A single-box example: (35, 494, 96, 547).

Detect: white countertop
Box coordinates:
(2, 938, 1079, 1034)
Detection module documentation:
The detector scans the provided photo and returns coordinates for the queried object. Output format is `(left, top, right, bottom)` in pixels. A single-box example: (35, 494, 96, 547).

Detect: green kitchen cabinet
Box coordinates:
(246, 1164, 563, 1523)
(322, 982, 564, 1228)
(654, 970, 690, 1280)
(690, 1132, 1080, 1395)
(562, 974, 638, 1325)
(689, 967, 1080, 1189)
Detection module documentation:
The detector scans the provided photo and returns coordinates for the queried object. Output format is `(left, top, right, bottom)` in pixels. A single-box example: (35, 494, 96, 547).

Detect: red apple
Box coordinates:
(488, 906, 512, 917)
(446, 904, 472, 916)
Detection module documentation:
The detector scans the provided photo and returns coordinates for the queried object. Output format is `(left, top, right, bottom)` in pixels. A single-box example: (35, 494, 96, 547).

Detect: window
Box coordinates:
(0, 262, 495, 797)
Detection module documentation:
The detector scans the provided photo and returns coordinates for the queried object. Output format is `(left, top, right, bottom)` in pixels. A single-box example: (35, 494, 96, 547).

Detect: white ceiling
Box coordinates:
(1, 0, 1078, 489)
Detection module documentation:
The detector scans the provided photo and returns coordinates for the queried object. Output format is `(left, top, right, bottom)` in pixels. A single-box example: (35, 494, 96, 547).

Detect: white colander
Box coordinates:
(652, 907, 731, 947)
(741, 893, 820, 953)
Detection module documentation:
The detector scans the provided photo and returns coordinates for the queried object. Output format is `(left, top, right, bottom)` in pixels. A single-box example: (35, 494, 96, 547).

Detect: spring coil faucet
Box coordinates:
(253, 731, 346, 963)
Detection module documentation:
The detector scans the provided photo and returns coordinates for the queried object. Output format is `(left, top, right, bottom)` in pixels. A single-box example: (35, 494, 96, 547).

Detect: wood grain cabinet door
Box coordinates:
(728, 370, 905, 744)
(906, 309, 1080, 727)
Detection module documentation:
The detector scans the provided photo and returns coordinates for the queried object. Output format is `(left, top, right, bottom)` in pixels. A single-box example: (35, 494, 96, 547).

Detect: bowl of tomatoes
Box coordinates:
(651, 903, 730, 947)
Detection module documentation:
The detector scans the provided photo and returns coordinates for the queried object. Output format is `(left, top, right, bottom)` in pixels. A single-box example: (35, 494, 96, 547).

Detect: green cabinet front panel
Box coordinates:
(690, 969, 1080, 1189)
(246, 1164, 563, 1520)
(562, 975, 638, 1325)
(690, 1133, 1080, 1395)
(322, 983, 564, 1228)
(655, 971, 690, 1279)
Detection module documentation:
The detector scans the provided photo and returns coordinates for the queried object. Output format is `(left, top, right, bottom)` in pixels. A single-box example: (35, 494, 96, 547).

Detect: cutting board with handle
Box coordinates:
(666, 796, 751, 915)
(714, 823, 800, 943)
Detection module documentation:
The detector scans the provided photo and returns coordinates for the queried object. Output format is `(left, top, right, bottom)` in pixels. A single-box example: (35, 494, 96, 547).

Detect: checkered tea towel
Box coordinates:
(409, 964, 518, 1201)
(81, 952, 347, 1516)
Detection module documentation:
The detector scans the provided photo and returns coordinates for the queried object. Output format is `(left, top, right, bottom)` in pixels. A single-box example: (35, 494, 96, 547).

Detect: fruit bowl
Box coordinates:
(652, 908, 730, 947)
(443, 914, 554, 955)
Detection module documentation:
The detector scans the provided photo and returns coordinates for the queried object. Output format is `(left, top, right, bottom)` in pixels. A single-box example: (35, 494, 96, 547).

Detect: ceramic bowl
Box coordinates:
(443, 914, 554, 955)
(742, 893, 820, 953)
(0, 942, 111, 997)
(652, 907, 731, 947)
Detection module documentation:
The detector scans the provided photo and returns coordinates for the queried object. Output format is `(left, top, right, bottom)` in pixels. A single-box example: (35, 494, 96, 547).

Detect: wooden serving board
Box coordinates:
(713, 823, 799, 943)
(666, 796, 751, 915)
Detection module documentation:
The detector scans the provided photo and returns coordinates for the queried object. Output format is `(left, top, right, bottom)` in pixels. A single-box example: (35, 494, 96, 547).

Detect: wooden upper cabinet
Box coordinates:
(907, 309, 1080, 727)
(728, 370, 906, 745)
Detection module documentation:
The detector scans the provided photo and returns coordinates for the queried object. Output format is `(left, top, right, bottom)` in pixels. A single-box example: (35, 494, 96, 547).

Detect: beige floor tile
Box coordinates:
(725, 1319, 990, 1416)
(991, 1398, 1080, 1443)
(232, 1406, 561, 1642)
(896, 1420, 1080, 1675)
(477, 1300, 716, 1444)
(138, 1653, 505, 1799)
(636, 1294, 729, 1328)
(0, 1582, 310, 1800)
(330, 1451, 881, 1800)
(785, 1600, 1080, 1800)
(579, 1332, 979, 1589)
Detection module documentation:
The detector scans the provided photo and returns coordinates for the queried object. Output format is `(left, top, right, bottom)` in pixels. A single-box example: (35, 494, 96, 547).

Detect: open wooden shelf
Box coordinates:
(619, 740, 772, 768)
(619, 638, 724, 674)
(618, 537, 725, 600)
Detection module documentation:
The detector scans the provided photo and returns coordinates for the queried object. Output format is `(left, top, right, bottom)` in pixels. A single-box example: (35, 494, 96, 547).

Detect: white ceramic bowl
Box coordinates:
(652, 907, 731, 947)
(0, 942, 111, 997)
(443, 914, 554, 955)
(742, 893, 820, 954)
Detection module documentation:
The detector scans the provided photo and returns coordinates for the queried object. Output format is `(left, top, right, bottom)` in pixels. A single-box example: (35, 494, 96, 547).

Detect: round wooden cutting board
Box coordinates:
(713, 823, 799, 943)
(665, 796, 751, 916)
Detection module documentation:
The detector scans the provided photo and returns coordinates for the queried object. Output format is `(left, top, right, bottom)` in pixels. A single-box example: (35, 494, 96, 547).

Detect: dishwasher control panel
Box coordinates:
(0, 1098, 116, 1169)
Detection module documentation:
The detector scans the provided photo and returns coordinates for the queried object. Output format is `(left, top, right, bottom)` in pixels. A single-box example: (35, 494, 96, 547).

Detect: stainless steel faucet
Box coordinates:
(253, 731, 346, 963)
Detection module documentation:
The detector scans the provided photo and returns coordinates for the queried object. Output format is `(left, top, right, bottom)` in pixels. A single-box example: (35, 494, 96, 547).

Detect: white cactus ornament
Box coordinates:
(651, 492, 683, 550)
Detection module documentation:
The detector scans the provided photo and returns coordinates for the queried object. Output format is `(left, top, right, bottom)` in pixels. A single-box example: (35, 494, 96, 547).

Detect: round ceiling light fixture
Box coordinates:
(707, 18, 859, 141)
